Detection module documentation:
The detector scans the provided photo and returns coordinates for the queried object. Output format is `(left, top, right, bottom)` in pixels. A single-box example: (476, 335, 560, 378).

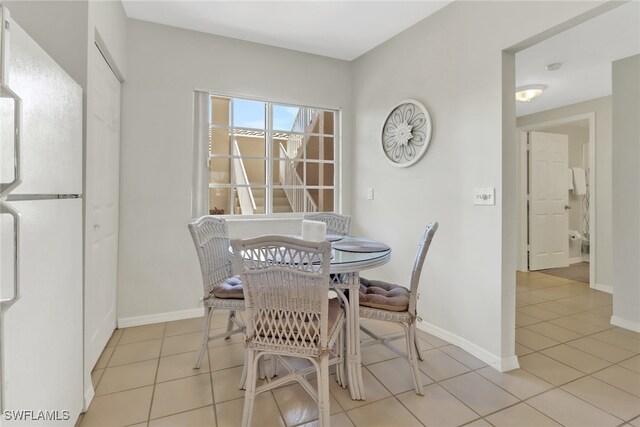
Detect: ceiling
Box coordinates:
(121, 1, 452, 61)
(121, 1, 639, 116)
(516, 1, 640, 117)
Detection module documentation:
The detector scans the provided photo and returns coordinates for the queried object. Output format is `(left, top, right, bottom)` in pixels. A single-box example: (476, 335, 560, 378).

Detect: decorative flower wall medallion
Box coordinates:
(381, 99, 432, 167)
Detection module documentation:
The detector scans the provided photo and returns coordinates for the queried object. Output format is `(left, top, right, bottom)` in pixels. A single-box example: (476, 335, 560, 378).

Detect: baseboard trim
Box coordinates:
(118, 308, 203, 328)
(417, 321, 519, 372)
(83, 384, 95, 412)
(594, 283, 613, 294)
(610, 316, 640, 333)
(569, 257, 583, 264)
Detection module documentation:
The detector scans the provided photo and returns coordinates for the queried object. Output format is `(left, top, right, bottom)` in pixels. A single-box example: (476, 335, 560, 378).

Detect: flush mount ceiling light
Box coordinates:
(545, 62, 562, 71)
(515, 84, 547, 102)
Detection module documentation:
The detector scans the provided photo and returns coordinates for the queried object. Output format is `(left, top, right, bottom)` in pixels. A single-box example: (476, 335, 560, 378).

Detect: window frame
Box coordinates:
(204, 93, 342, 219)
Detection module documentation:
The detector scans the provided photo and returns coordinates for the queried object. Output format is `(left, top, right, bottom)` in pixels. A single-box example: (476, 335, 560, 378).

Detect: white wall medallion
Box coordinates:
(381, 99, 433, 167)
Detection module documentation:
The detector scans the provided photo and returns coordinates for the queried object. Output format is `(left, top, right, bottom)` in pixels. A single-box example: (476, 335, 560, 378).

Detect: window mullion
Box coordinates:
(266, 103, 273, 215)
(229, 98, 235, 215)
(319, 112, 324, 211)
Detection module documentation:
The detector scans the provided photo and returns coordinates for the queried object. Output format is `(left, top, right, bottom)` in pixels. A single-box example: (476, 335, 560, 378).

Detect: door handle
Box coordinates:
(0, 201, 20, 310)
(0, 83, 23, 196)
(564, 205, 571, 210)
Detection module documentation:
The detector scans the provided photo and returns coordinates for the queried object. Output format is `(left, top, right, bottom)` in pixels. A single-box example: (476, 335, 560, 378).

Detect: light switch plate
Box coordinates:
(473, 187, 495, 205)
(367, 188, 374, 200)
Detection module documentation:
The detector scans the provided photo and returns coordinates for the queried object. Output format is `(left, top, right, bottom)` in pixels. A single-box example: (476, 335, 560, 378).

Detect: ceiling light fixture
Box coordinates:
(545, 62, 562, 71)
(515, 84, 547, 102)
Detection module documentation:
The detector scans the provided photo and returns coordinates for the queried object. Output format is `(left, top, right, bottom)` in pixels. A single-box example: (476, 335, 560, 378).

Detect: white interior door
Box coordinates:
(84, 44, 121, 400)
(529, 131, 569, 270)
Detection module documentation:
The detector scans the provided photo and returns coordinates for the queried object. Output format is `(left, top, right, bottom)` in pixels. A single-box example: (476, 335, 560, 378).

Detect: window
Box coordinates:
(207, 95, 339, 216)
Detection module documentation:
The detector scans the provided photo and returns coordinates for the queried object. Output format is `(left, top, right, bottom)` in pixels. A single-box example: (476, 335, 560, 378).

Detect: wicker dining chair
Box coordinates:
(231, 236, 345, 427)
(188, 217, 245, 371)
(358, 222, 438, 395)
(303, 213, 351, 236)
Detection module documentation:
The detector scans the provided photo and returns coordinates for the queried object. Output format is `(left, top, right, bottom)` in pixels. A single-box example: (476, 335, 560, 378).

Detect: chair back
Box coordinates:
(188, 216, 233, 296)
(303, 213, 351, 236)
(231, 236, 332, 355)
(408, 222, 439, 315)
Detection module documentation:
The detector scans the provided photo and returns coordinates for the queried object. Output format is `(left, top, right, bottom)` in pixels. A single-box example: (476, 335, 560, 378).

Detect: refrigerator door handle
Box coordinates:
(0, 83, 22, 196)
(0, 200, 19, 309)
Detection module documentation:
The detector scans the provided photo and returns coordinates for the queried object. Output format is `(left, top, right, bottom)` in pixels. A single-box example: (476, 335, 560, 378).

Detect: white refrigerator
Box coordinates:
(0, 6, 83, 426)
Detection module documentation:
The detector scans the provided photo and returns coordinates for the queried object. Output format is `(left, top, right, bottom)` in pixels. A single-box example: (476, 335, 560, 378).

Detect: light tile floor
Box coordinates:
(79, 271, 640, 426)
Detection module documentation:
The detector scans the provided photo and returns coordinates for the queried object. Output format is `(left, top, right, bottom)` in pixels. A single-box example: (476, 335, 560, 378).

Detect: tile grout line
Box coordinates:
(145, 322, 166, 425)
(89, 331, 122, 395)
(146, 404, 213, 426)
(515, 355, 638, 422)
(259, 356, 288, 427)
(370, 360, 489, 427)
(207, 339, 222, 427)
(507, 283, 607, 405)
(513, 280, 638, 425)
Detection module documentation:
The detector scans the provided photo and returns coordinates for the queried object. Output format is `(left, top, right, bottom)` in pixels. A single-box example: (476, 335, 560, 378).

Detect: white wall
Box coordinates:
(518, 97, 612, 280)
(5, 0, 127, 84)
(4, 0, 89, 87)
(117, 19, 352, 321)
(88, 0, 128, 79)
(350, 0, 605, 369)
(611, 54, 640, 332)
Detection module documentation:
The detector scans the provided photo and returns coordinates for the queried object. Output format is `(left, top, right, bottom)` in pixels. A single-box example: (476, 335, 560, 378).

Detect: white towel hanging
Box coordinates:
(568, 169, 574, 191)
(572, 167, 587, 195)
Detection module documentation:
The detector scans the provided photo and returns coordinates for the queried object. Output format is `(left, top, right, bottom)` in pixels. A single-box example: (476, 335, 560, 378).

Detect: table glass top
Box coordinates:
(231, 235, 391, 269)
(328, 236, 390, 266)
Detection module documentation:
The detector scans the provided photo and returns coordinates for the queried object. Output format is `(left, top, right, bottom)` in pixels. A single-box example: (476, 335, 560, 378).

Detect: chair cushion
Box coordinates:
(359, 278, 409, 312)
(211, 275, 244, 299)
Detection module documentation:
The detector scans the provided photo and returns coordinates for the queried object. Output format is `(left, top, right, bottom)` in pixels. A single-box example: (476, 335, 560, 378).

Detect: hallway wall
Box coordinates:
(612, 54, 640, 332)
(351, 0, 605, 369)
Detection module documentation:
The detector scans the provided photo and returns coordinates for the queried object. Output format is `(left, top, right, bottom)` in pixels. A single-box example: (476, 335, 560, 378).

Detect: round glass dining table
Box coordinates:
(323, 235, 392, 400)
(328, 236, 391, 274)
(233, 235, 391, 401)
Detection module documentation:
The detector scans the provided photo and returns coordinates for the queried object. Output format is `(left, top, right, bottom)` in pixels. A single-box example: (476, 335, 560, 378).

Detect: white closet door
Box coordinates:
(529, 131, 569, 270)
(84, 43, 121, 402)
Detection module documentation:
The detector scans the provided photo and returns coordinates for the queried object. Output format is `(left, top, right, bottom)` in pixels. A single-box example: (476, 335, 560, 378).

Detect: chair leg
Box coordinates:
(336, 327, 346, 388)
(415, 330, 424, 361)
(241, 349, 258, 427)
(194, 306, 214, 369)
(239, 348, 249, 389)
(407, 323, 424, 395)
(317, 356, 331, 427)
(225, 310, 236, 340)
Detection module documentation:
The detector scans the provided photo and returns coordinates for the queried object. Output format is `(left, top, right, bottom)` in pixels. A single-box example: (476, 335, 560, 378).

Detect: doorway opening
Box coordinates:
(516, 113, 595, 289)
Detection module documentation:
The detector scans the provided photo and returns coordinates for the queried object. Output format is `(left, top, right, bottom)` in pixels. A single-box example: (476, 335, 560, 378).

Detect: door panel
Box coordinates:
(2, 199, 83, 425)
(529, 131, 569, 270)
(84, 44, 120, 393)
